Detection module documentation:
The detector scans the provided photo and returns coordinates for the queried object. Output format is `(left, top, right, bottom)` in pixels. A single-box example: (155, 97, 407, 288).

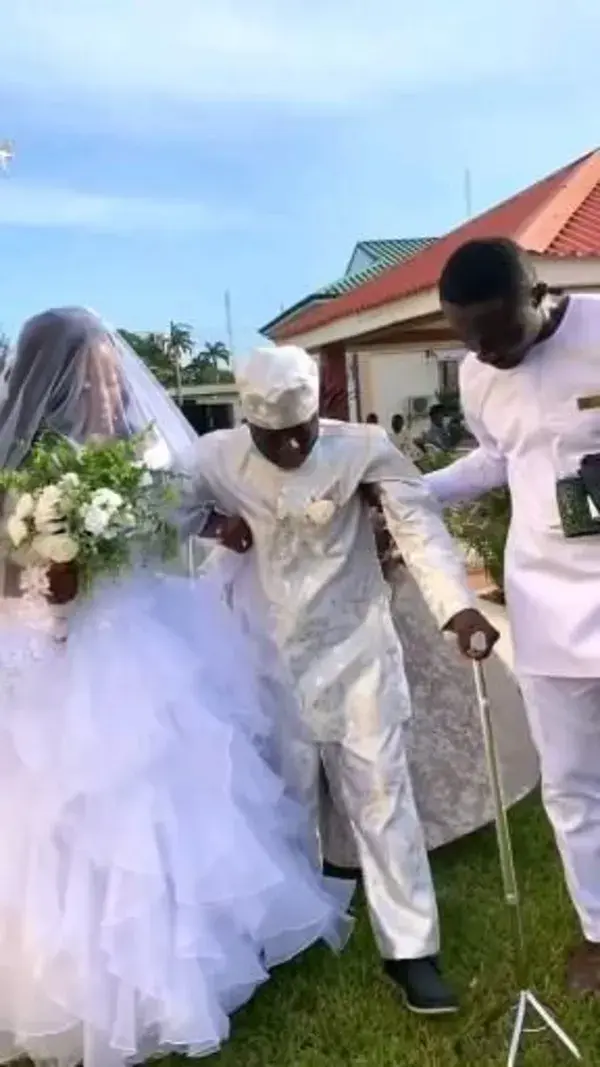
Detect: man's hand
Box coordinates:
(200, 512, 249, 554)
(359, 482, 405, 578)
(202, 510, 253, 553)
(359, 482, 382, 509)
(217, 515, 253, 553)
(445, 607, 499, 660)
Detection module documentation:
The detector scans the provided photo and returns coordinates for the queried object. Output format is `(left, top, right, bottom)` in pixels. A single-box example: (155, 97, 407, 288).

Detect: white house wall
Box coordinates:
(357, 348, 439, 430)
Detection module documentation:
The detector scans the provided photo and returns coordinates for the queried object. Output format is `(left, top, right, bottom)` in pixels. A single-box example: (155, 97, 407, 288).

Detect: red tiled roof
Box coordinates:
(274, 149, 600, 341)
(548, 181, 600, 256)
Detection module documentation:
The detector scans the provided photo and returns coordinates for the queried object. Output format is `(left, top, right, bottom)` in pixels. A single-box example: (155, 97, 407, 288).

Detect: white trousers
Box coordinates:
(520, 675, 600, 942)
(281, 721, 439, 960)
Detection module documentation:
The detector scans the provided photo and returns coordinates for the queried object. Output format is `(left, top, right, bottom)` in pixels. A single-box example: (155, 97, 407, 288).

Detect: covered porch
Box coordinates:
(289, 255, 600, 424)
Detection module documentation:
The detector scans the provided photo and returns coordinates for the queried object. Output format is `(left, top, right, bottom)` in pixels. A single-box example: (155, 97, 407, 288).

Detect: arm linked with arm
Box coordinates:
(173, 437, 226, 541)
(173, 434, 253, 553)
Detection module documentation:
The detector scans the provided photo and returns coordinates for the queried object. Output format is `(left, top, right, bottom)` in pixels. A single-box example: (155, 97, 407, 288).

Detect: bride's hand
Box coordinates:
(47, 562, 79, 605)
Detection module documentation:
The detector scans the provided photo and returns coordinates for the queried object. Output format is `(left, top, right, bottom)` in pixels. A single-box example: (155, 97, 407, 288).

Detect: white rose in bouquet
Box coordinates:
(58, 473, 80, 505)
(6, 514, 28, 547)
(90, 488, 123, 514)
(81, 504, 110, 537)
(34, 484, 66, 534)
(81, 488, 124, 538)
(32, 532, 79, 564)
(0, 430, 179, 598)
(14, 492, 35, 520)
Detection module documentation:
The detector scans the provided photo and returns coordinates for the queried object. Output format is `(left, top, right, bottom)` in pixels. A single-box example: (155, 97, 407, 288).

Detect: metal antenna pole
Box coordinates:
(471, 655, 581, 1065)
(225, 290, 234, 358)
(0, 140, 14, 174)
(464, 168, 473, 218)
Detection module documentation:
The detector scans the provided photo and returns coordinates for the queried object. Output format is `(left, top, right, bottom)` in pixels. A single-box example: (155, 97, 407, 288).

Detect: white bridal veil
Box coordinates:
(0, 307, 199, 472)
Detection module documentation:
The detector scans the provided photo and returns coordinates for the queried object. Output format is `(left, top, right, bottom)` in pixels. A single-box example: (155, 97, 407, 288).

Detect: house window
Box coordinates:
(438, 358, 460, 395)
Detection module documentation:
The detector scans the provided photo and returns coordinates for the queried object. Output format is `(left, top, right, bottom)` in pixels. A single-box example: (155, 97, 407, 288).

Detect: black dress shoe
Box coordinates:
(383, 956, 459, 1015)
(322, 860, 361, 881)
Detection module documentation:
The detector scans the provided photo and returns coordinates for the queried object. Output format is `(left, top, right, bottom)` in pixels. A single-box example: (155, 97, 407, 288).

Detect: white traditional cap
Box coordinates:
(235, 344, 319, 430)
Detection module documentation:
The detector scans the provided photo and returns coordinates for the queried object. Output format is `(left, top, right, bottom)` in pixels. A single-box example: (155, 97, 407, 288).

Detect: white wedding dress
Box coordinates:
(0, 563, 351, 1067)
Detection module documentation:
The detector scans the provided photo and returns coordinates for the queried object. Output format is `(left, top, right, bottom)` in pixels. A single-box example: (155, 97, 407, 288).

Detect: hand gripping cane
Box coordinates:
(469, 632, 581, 1066)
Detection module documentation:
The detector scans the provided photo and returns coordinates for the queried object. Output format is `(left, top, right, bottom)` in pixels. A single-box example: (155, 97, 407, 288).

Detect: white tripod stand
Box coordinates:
(471, 654, 582, 1066)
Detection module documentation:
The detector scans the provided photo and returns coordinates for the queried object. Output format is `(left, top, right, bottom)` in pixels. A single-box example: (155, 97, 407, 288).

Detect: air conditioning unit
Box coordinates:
(406, 395, 431, 419)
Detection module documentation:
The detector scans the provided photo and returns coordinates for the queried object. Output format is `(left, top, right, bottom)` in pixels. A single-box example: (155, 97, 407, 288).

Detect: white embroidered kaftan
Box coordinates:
(181, 419, 474, 742)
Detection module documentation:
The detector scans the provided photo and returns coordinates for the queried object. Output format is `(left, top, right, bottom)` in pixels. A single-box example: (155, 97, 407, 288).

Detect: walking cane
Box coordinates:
(185, 536, 196, 579)
(469, 633, 581, 1065)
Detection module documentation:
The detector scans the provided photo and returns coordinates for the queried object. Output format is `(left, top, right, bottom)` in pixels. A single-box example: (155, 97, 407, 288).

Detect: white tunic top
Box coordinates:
(182, 420, 473, 742)
(425, 294, 600, 678)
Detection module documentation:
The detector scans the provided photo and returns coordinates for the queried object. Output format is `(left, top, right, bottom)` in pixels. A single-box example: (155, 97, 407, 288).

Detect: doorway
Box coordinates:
(180, 401, 234, 435)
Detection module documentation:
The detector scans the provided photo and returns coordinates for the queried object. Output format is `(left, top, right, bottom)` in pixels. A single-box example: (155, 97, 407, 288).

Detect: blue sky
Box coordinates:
(1, 0, 600, 351)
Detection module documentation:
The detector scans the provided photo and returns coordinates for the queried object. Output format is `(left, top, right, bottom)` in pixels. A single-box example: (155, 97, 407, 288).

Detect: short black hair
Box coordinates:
(438, 238, 536, 307)
(365, 412, 379, 424)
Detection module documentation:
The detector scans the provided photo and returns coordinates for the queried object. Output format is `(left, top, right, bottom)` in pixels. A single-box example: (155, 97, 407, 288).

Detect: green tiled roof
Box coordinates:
(353, 238, 436, 269)
(315, 238, 435, 298)
(261, 236, 436, 336)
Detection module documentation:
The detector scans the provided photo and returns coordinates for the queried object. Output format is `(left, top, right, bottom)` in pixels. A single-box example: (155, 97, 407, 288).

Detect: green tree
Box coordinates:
(166, 321, 194, 398)
(0, 331, 10, 370)
(200, 340, 230, 368)
(184, 340, 233, 385)
(119, 329, 174, 386)
(120, 325, 234, 390)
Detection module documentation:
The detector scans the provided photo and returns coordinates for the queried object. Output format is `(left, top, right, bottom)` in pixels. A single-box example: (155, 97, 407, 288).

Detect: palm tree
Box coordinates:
(166, 322, 194, 404)
(120, 325, 235, 390)
(200, 340, 230, 371)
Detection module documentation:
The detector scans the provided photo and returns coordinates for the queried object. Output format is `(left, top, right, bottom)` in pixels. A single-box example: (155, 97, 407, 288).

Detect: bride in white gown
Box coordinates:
(0, 308, 351, 1067)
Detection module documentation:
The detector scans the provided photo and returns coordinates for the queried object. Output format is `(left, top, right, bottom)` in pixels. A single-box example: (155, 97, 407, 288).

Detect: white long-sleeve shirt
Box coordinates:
(425, 293, 600, 678)
(179, 419, 473, 741)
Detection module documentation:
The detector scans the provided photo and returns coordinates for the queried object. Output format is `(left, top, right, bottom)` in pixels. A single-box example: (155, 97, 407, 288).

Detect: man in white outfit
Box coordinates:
(181, 344, 498, 1014)
(426, 236, 600, 994)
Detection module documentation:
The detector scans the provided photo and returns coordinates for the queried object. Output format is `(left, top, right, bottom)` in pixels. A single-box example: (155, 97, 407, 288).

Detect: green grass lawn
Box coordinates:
(206, 795, 600, 1066)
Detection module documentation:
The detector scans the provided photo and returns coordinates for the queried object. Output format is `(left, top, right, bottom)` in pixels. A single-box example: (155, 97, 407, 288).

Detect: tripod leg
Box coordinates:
(526, 992, 582, 1060)
(507, 992, 527, 1067)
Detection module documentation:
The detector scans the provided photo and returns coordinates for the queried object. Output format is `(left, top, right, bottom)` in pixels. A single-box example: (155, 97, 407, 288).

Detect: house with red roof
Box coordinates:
(260, 237, 436, 339)
(261, 149, 600, 429)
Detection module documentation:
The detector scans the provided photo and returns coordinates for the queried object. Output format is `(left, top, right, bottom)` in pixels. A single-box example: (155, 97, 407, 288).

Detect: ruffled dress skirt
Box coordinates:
(0, 570, 351, 1067)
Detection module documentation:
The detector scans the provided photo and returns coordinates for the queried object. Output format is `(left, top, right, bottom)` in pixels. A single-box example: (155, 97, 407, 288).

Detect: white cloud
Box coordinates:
(0, 180, 255, 233)
(1, 0, 595, 116)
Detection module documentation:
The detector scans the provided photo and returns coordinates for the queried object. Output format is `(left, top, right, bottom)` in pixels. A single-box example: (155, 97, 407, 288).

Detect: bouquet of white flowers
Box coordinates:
(0, 431, 179, 604)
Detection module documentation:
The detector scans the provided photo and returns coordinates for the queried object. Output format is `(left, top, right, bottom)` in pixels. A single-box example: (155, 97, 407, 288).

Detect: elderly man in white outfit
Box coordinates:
(179, 343, 498, 1014)
(426, 236, 600, 995)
